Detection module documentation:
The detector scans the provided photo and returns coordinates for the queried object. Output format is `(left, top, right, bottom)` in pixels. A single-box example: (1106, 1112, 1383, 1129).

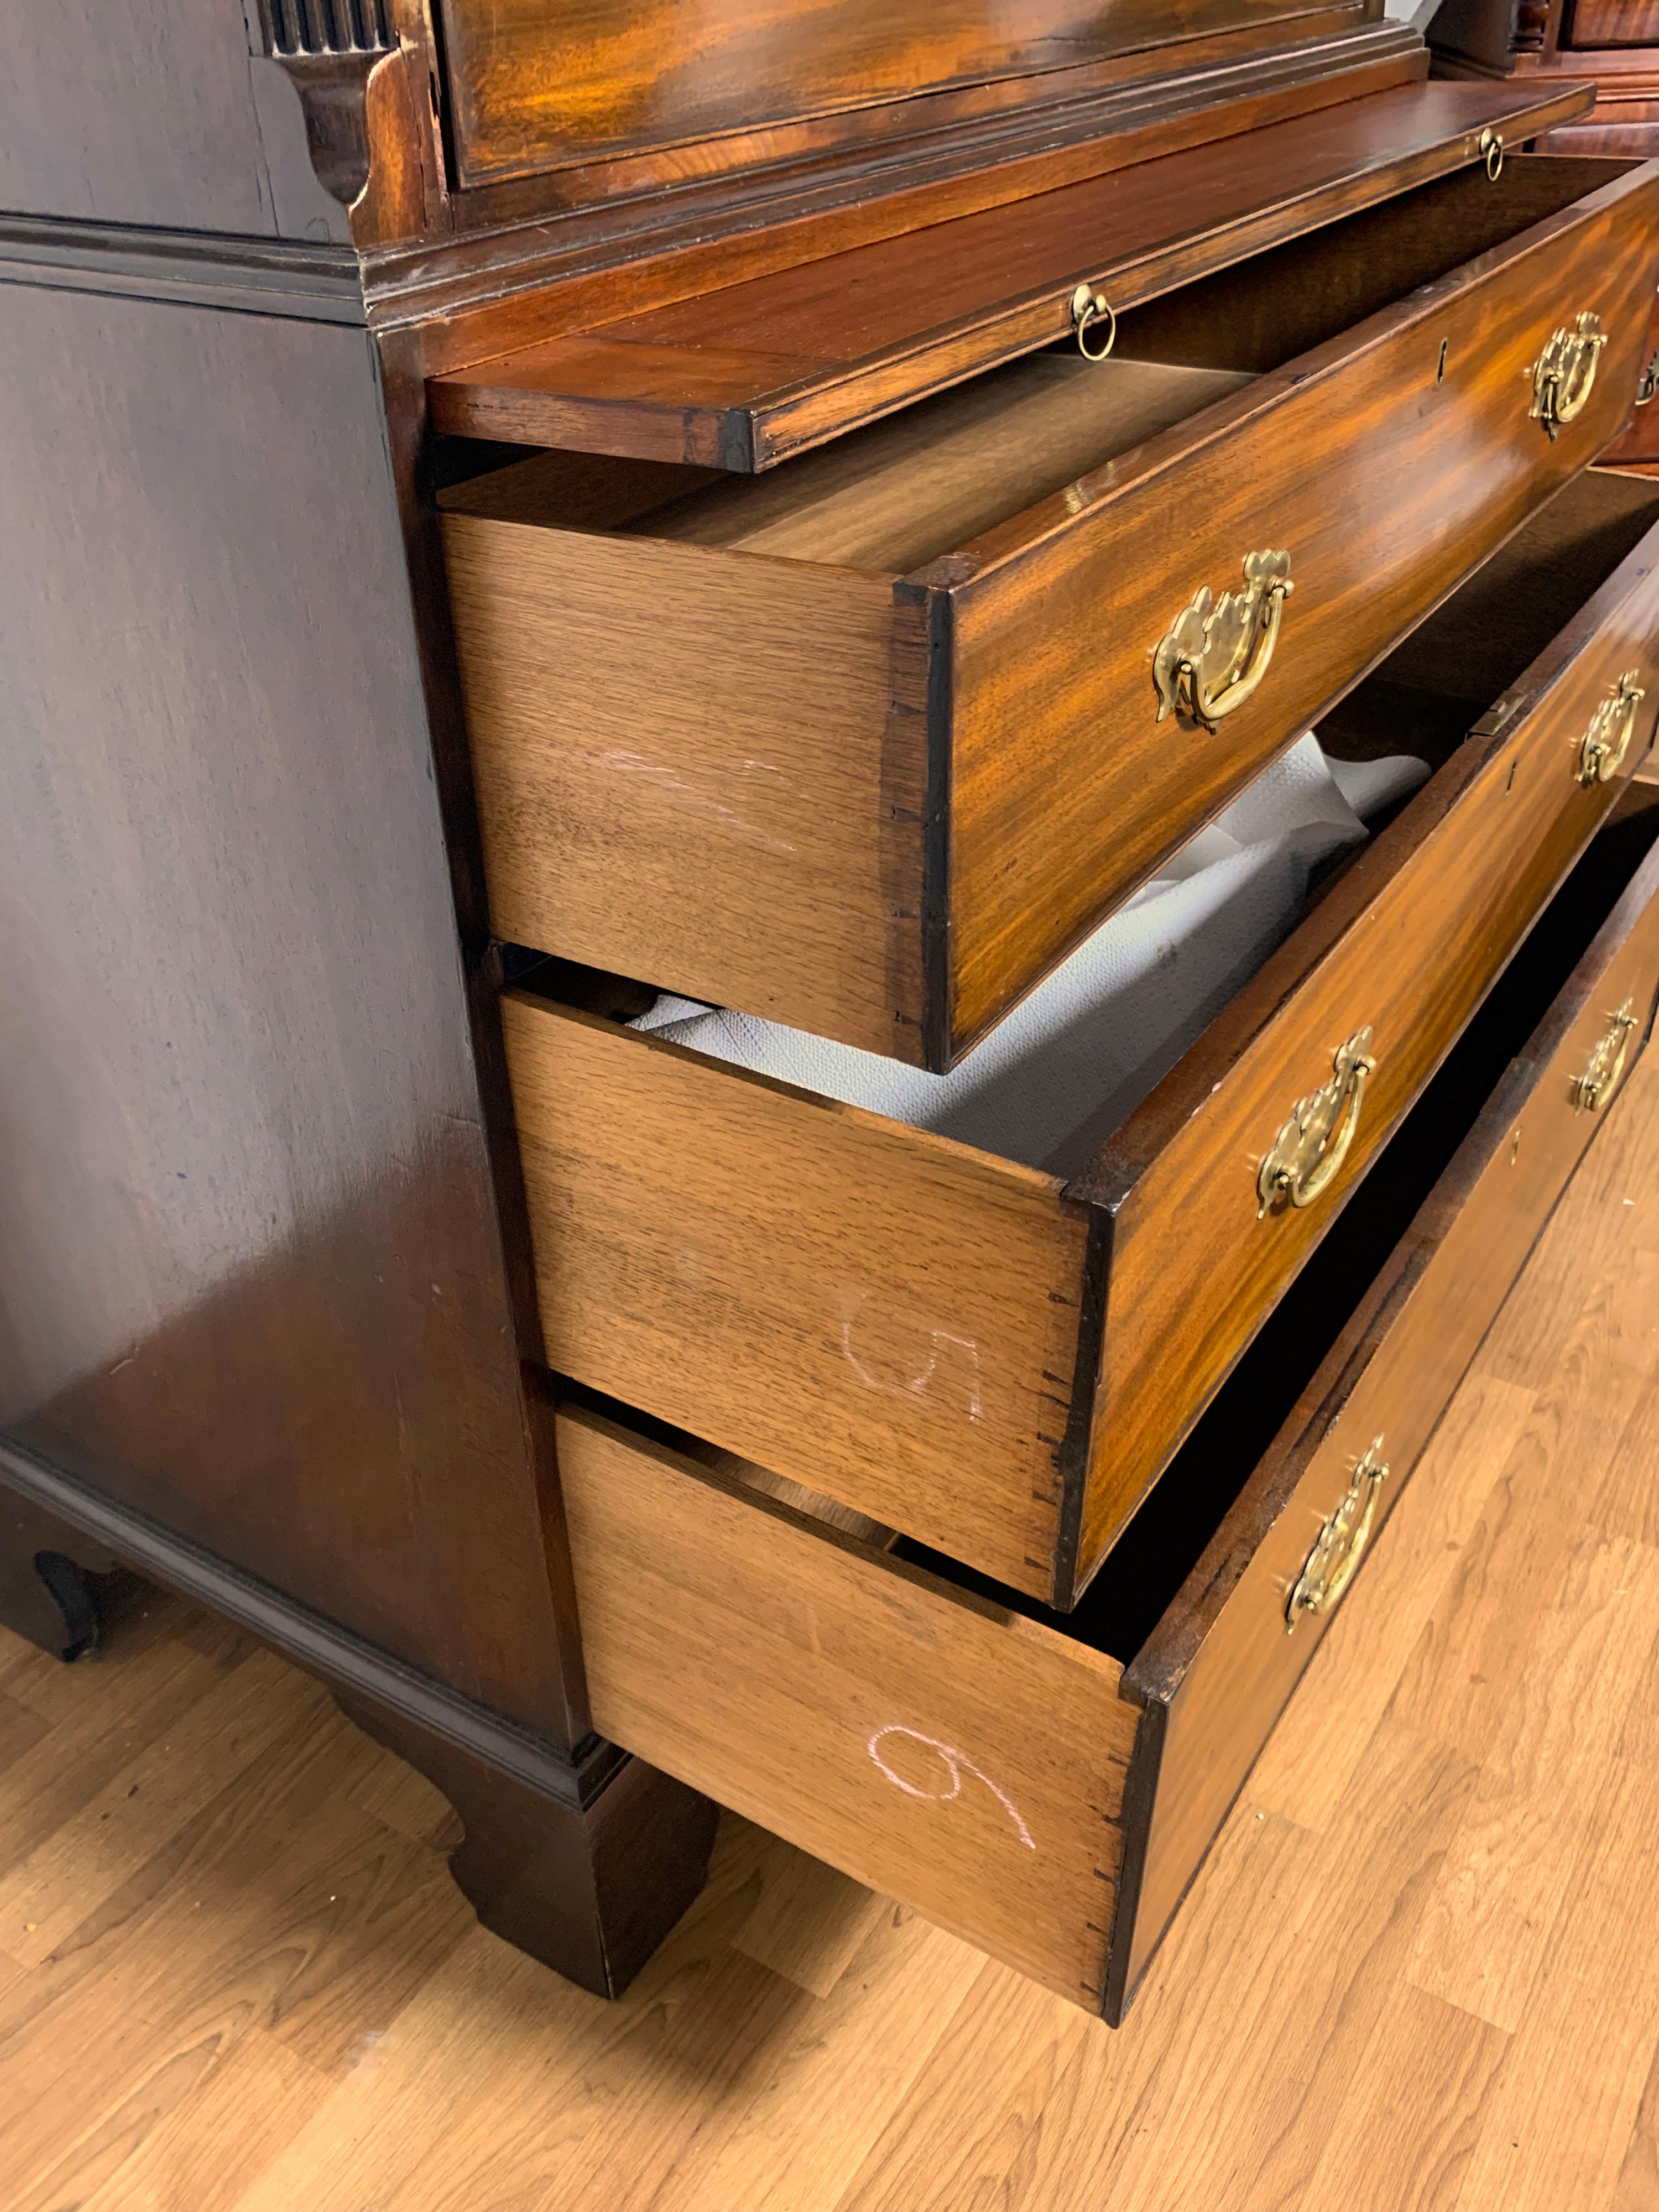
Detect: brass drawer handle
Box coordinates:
(1528, 312, 1608, 440)
(1574, 998, 1639, 1113)
(1286, 1441, 1388, 1632)
(1153, 550, 1293, 732)
(1479, 126, 1504, 182)
(1257, 1026, 1375, 1218)
(1577, 670, 1646, 785)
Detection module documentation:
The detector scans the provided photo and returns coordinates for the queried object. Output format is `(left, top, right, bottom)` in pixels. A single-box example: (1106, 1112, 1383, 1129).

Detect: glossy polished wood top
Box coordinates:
(428, 78, 1594, 467)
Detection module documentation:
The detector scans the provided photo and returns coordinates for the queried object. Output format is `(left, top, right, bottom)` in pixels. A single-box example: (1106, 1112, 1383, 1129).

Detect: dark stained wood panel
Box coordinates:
(429, 78, 1596, 467)
(1, 0, 276, 233)
(437, 0, 1333, 187)
(1566, 0, 1659, 46)
(0, 281, 577, 1734)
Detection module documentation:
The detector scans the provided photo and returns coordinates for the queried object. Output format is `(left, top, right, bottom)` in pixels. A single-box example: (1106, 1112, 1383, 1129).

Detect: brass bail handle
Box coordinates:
(1070, 283, 1117, 362)
(1153, 550, 1293, 732)
(1479, 126, 1504, 181)
(1528, 311, 1608, 440)
(1578, 669, 1646, 786)
(1573, 998, 1639, 1114)
(1285, 1441, 1389, 1632)
(1257, 1027, 1375, 1218)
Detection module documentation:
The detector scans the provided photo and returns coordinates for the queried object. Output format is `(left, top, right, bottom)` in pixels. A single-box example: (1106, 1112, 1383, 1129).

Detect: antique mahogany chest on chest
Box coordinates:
(7, 0, 1659, 2023)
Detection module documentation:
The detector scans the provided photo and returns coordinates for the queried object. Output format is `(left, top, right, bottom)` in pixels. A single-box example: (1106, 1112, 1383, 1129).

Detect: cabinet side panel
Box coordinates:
(1, 0, 278, 233)
(0, 283, 571, 1728)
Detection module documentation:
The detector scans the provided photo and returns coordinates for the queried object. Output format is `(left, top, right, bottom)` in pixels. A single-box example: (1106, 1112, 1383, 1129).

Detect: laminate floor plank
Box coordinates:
(1451, 1756, 1659, 2212)
(76, 2027, 333, 2212)
(0, 1650, 320, 1966)
(1386, 1280, 1651, 1764)
(1296, 1981, 1507, 2212)
(1084, 1721, 1480, 2212)
(731, 1841, 896, 1999)
(6, 1068, 1659, 2210)
(1406, 1531, 1659, 2031)
(832, 1959, 1097, 2212)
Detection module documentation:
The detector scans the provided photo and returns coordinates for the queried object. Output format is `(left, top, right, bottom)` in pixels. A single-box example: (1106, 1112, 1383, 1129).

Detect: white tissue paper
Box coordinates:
(630, 733, 1430, 1177)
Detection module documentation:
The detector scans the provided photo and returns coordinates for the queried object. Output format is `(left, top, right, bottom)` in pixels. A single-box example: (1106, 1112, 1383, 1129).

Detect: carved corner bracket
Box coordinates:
(248, 0, 431, 243)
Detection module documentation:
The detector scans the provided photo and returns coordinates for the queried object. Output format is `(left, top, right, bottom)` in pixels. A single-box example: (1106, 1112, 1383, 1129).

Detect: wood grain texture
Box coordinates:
(444, 515, 923, 1056)
(442, 357, 1239, 1056)
(434, 0, 1329, 187)
(9, 1044, 1659, 2205)
(552, 826, 1659, 2018)
(625, 357, 1248, 573)
(0, 0, 277, 234)
(1115, 826, 1659, 2005)
(502, 998, 1087, 1594)
(427, 80, 1597, 465)
(1069, 484, 1659, 1590)
(402, 20, 1430, 367)
(0, 280, 583, 1733)
(504, 491, 1659, 1603)
(445, 157, 1659, 1067)
(946, 155, 1659, 1053)
(1603, 295, 1659, 466)
(556, 1406, 1136, 2008)
(1565, 0, 1659, 47)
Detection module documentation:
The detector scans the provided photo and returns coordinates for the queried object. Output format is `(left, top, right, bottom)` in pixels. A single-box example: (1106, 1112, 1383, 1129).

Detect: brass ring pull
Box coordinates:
(1573, 998, 1638, 1113)
(1480, 127, 1504, 182)
(1528, 311, 1608, 440)
(1257, 1027, 1375, 1218)
(1285, 1441, 1388, 1632)
(1578, 670, 1646, 785)
(1153, 550, 1293, 732)
(1071, 284, 1117, 362)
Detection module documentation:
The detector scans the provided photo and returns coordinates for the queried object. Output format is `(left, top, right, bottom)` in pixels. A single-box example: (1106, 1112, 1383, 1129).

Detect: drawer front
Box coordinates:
(555, 827, 1659, 2021)
(1110, 833, 1659, 2014)
(1071, 523, 1659, 1592)
(946, 161, 1659, 1050)
(508, 507, 1658, 1609)
(555, 1406, 1139, 2008)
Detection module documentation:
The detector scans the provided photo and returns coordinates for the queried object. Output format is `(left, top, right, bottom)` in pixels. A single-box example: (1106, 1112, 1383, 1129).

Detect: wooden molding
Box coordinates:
(0, 211, 366, 319)
(0, 1434, 614, 1811)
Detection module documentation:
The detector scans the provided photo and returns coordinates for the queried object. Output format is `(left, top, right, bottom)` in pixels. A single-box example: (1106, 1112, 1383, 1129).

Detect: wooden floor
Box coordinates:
(7, 1060, 1659, 2212)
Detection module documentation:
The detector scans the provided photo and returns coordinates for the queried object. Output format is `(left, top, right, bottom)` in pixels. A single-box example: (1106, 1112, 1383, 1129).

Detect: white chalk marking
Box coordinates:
(839, 1297, 984, 1421)
(867, 1725, 1035, 1849)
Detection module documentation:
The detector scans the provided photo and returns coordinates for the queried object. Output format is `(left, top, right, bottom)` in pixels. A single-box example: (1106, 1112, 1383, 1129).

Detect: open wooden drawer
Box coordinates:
(503, 468, 1659, 1608)
(445, 155, 1659, 1067)
(556, 794, 1659, 2021)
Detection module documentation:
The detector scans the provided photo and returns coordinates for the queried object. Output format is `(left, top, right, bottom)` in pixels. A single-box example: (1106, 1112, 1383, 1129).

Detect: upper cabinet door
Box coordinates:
(434, 0, 1326, 186)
